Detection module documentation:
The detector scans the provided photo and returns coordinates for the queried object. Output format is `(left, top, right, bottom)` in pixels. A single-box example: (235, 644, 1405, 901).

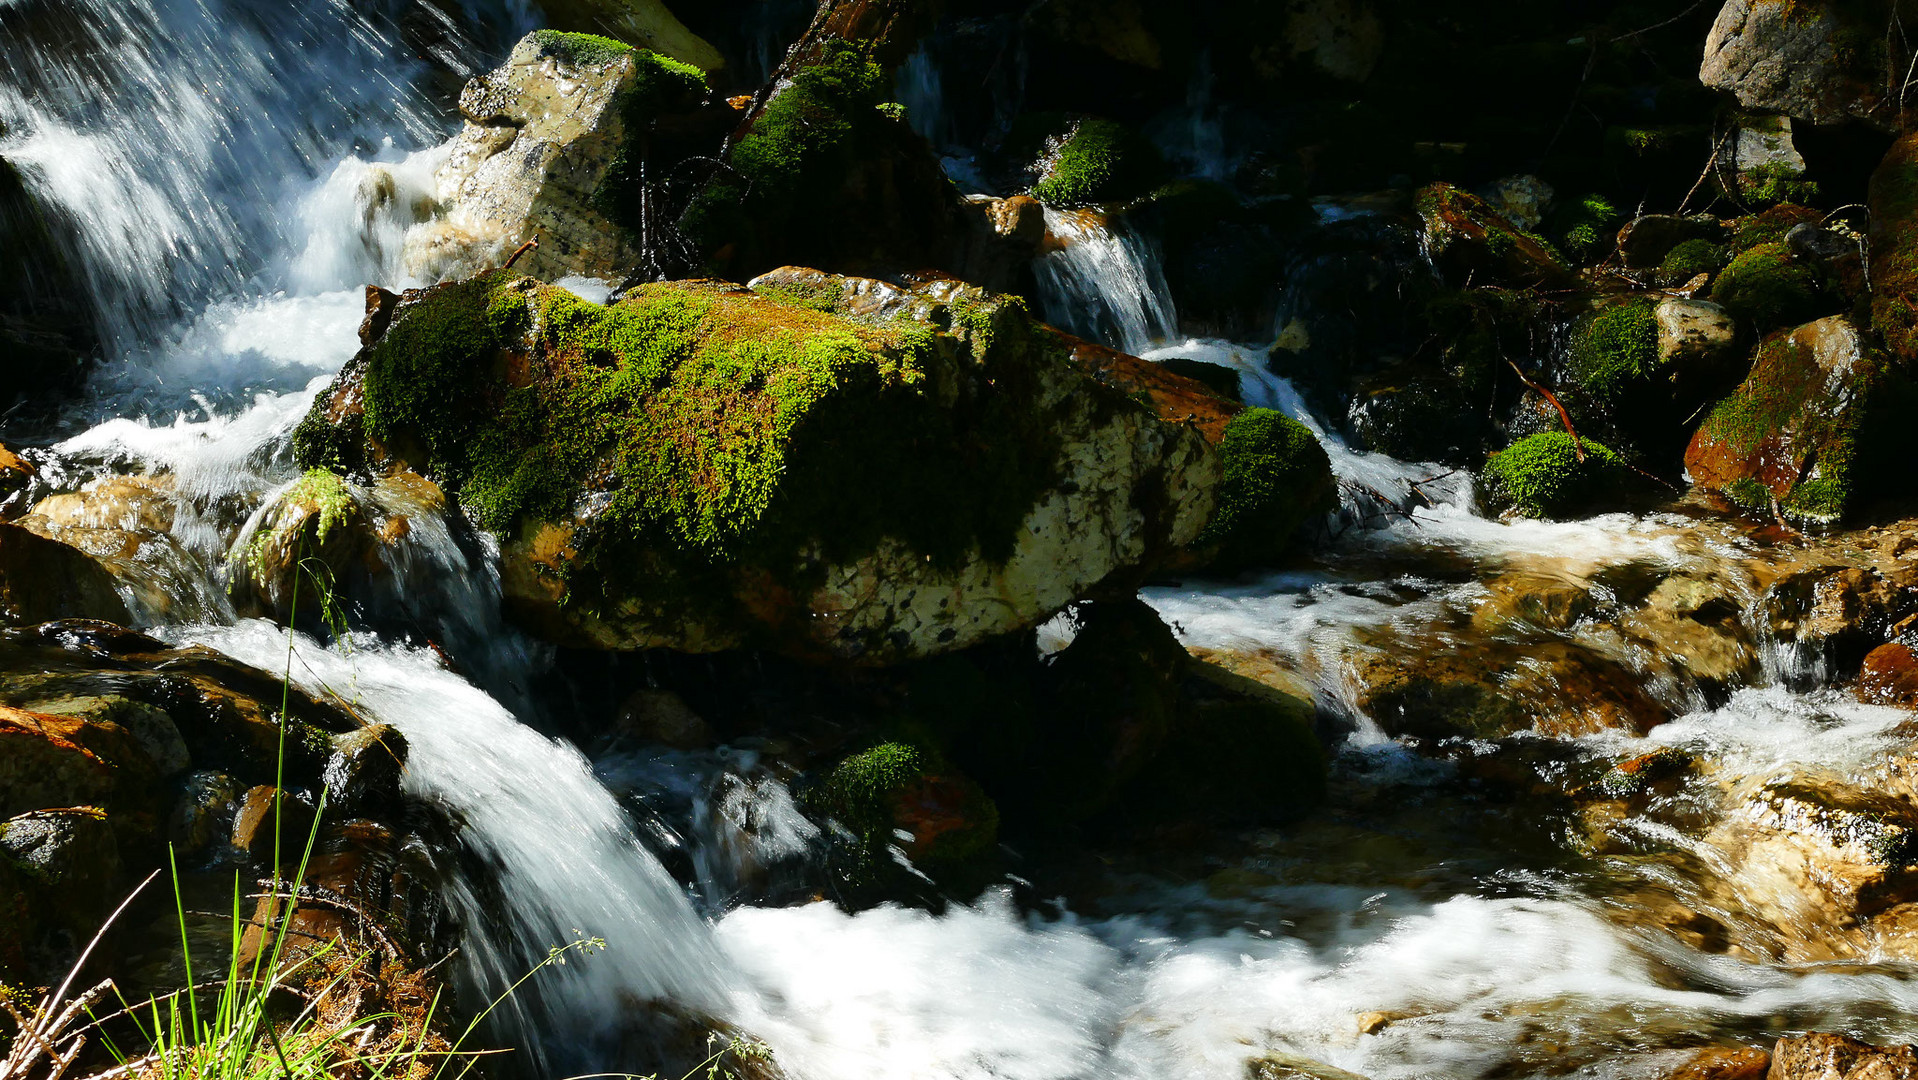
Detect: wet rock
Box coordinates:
(1685, 316, 1894, 526)
(1655, 298, 1740, 373)
(325, 725, 409, 820)
(1413, 183, 1574, 288)
(408, 30, 711, 283)
(19, 474, 218, 622)
(1769, 1033, 1918, 1079)
(534, 0, 724, 70)
(1709, 776, 1918, 947)
(1788, 221, 1864, 266)
(230, 785, 318, 855)
(955, 194, 1046, 293)
(295, 271, 1238, 664)
(1274, 0, 1384, 83)
(1248, 1051, 1371, 1080)
(0, 444, 33, 519)
(1620, 572, 1760, 701)
(1, 806, 120, 898)
(1860, 643, 1918, 707)
(1701, 0, 1904, 129)
(1660, 1045, 1770, 1080)
(615, 689, 713, 749)
(1482, 175, 1553, 230)
(227, 469, 448, 628)
(808, 741, 999, 896)
(1351, 640, 1662, 740)
(166, 770, 242, 856)
(0, 706, 120, 821)
(1762, 565, 1917, 680)
(0, 522, 130, 628)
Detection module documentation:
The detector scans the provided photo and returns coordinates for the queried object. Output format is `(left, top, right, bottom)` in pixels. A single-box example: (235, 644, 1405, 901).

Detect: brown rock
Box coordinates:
(0, 444, 33, 518)
(1769, 1033, 1918, 1079)
(1861, 643, 1918, 707)
(0, 521, 131, 626)
(19, 475, 214, 621)
(1666, 1045, 1770, 1080)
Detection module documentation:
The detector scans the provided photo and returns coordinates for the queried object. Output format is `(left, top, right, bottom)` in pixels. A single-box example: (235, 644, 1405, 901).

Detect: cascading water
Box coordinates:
(1033, 208, 1180, 355)
(16, 1, 1918, 1077)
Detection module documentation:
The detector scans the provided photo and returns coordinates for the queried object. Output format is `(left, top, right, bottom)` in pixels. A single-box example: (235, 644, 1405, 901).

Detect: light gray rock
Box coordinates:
(1655, 298, 1739, 367)
(1701, 0, 1893, 128)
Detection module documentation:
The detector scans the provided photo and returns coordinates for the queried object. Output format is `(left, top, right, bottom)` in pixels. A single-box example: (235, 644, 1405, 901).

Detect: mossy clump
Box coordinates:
(530, 29, 638, 66)
(1030, 118, 1165, 208)
(1870, 133, 1918, 365)
(1551, 193, 1622, 264)
(1740, 165, 1820, 207)
(1198, 408, 1335, 567)
(1482, 432, 1629, 519)
(679, 40, 886, 259)
(1656, 238, 1728, 285)
(1572, 299, 1660, 410)
(812, 741, 1000, 868)
(1709, 242, 1827, 334)
(287, 468, 354, 543)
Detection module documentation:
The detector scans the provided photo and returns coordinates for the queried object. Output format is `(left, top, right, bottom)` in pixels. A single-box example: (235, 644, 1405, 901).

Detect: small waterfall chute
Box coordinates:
(1033, 208, 1178, 355)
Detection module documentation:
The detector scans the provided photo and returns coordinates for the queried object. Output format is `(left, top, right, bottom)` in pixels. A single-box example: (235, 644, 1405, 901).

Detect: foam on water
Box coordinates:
(173, 623, 736, 1074)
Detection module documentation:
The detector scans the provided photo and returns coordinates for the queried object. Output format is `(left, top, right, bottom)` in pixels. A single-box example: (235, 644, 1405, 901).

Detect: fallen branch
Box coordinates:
(503, 238, 539, 270)
(1506, 360, 1586, 461)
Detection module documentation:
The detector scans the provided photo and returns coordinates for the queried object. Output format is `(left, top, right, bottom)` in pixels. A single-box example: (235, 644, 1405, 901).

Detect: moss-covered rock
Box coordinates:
(1029, 117, 1166, 208)
(1414, 183, 1575, 288)
(1685, 315, 1901, 526)
(296, 270, 1229, 663)
(810, 741, 1000, 889)
(1870, 132, 1918, 367)
(533, 0, 725, 70)
(1708, 241, 1834, 335)
(682, 38, 959, 279)
(1656, 238, 1729, 285)
(1197, 409, 1336, 568)
(1480, 432, 1631, 520)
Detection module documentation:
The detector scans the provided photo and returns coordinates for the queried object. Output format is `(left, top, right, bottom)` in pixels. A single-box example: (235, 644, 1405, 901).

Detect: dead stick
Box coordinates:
(504, 238, 538, 271)
(1506, 360, 1586, 461)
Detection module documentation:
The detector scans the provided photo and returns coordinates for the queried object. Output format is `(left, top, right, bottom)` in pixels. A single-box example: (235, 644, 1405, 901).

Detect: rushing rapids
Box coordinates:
(10, 2, 1918, 1079)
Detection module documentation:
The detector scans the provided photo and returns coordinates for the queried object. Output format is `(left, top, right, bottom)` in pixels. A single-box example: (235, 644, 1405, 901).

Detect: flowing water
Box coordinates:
(9, 3, 1918, 1078)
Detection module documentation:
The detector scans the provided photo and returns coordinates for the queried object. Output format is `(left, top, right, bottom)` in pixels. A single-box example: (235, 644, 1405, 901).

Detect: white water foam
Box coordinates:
(1035, 209, 1179, 356)
(174, 623, 736, 1073)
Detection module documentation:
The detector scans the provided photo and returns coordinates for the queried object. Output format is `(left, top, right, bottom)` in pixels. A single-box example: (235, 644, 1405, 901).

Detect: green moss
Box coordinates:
(1722, 476, 1774, 512)
(350, 275, 1064, 625)
(289, 468, 353, 542)
(588, 46, 709, 238)
(1199, 408, 1334, 565)
(291, 405, 365, 476)
(1709, 242, 1825, 333)
(531, 29, 637, 66)
(1030, 118, 1164, 208)
(1553, 193, 1621, 263)
(1574, 299, 1660, 409)
(1657, 238, 1728, 283)
(680, 40, 886, 257)
(1741, 165, 1821, 207)
(812, 741, 999, 866)
(1482, 431, 1628, 519)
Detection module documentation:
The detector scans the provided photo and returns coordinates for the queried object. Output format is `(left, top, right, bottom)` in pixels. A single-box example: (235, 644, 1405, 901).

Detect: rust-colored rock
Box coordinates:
(1413, 183, 1576, 288)
(1861, 643, 1918, 707)
(1666, 1046, 1770, 1080)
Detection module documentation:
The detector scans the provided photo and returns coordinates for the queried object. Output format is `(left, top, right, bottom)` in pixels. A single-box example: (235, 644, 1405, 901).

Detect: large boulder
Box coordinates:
(406, 30, 712, 284)
(291, 269, 1313, 664)
(1685, 316, 1899, 525)
(17, 475, 221, 623)
(1700, 0, 1912, 130)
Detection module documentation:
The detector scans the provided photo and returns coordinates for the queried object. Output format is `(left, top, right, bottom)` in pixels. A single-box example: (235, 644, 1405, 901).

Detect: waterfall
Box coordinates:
(180, 624, 736, 1076)
(1033, 208, 1179, 355)
(0, 0, 524, 354)
(897, 49, 951, 151)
